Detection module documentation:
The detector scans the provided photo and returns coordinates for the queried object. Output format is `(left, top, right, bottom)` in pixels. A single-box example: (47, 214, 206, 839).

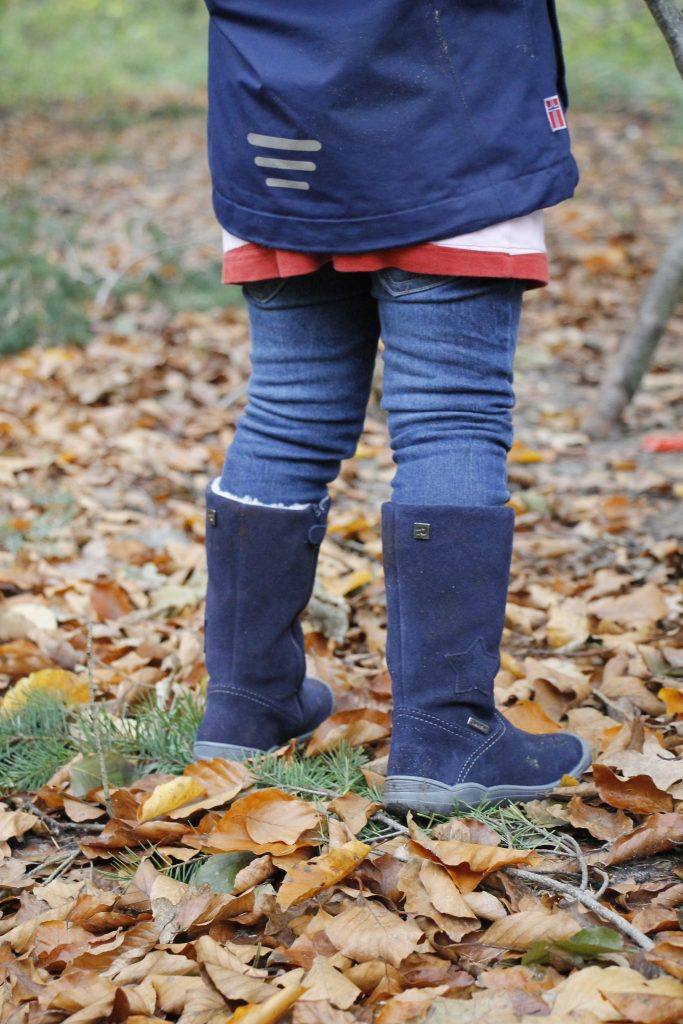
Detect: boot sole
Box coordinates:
(192, 680, 334, 763)
(384, 738, 593, 815)
(193, 724, 323, 762)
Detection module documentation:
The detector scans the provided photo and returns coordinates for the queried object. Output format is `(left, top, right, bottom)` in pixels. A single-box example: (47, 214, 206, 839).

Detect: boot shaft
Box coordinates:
(205, 486, 330, 695)
(381, 502, 514, 715)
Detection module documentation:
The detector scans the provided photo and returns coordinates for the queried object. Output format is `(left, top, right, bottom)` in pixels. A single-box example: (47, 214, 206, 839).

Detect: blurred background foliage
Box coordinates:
(0, 0, 680, 354)
(0, 0, 680, 113)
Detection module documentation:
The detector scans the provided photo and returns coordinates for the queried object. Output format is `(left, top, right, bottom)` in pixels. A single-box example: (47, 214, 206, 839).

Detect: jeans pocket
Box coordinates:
(243, 278, 289, 305)
(377, 267, 452, 298)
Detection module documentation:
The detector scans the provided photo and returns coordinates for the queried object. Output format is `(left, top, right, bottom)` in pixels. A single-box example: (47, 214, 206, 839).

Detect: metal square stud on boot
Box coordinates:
(193, 485, 335, 762)
(381, 502, 591, 815)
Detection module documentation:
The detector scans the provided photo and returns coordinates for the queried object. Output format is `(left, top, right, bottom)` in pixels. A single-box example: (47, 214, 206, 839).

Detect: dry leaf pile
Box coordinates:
(0, 107, 682, 1022)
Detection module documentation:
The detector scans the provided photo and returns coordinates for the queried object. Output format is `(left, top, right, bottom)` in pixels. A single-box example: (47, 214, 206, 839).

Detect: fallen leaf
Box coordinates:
(549, 965, 683, 1020)
(278, 840, 370, 909)
(659, 687, 683, 716)
(137, 776, 207, 823)
(591, 812, 683, 866)
(408, 820, 536, 894)
(224, 979, 305, 1024)
(605, 991, 683, 1024)
(1, 668, 89, 715)
(325, 900, 423, 968)
(592, 763, 673, 814)
(203, 788, 320, 854)
(567, 796, 634, 842)
(328, 791, 381, 834)
(502, 700, 562, 734)
(0, 807, 40, 841)
(588, 582, 669, 624)
(483, 909, 580, 952)
(306, 708, 391, 755)
(300, 956, 361, 1009)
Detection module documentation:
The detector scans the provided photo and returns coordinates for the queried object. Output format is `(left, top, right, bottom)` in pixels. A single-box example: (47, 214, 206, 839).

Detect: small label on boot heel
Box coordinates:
(207, 509, 217, 527)
(467, 716, 490, 735)
(413, 522, 430, 541)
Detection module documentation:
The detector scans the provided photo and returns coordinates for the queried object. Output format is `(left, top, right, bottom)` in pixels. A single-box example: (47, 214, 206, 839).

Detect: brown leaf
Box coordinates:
(327, 791, 381, 834)
(605, 992, 683, 1024)
(398, 858, 479, 944)
(408, 820, 536, 894)
(591, 812, 683, 866)
(204, 962, 274, 1003)
(277, 840, 370, 909)
(566, 796, 634, 842)
(0, 806, 40, 841)
(550, 965, 683, 1019)
(306, 708, 391, 755)
(502, 700, 562, 735)
(300, 956, 361, 1009)
(233, 853, 276, 894)
(648, 933, 683, 979)
(588, 582, 669, 624)
(592, 763, 673, 814)
(374, 986, 450, 1024)
(325, 899, 423, 968)
(482, 908, 580, 952)
(600, 747, 683, 794)
(91, 581, 134, 621)
(201, 788, 320, 855)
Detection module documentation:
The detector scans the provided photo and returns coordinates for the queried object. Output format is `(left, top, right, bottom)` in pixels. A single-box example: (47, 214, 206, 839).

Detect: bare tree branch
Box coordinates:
(642, 0, 683, 78)
(584, 1, 683, 436)
(585, 217, 683, 437)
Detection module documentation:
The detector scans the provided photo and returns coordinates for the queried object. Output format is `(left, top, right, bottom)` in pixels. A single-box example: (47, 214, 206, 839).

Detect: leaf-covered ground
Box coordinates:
(0, 107, 682, 1023)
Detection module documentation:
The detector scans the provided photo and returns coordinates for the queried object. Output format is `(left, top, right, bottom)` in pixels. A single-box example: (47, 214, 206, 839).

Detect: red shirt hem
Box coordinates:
(222, 242, 549, 288)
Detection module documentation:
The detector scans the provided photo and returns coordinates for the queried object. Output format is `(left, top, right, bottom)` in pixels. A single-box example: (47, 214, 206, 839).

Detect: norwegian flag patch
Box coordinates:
(544, 95, 567, 132)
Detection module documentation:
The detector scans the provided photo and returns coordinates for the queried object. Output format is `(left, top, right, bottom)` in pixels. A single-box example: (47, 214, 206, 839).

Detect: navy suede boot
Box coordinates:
(381, 503, 591, 814)
(193, 484, 335, 761)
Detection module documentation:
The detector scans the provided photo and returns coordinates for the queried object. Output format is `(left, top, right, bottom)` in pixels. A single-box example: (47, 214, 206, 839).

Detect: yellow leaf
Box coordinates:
(1, 669, 89, 716)
(226, 981, 305, 1024)
(277, 839, 370, 909)
(325, 569, 373, 597)
(659, 687, 683, 716)
(560, 774, 580, 787)
(137, 777, 207, 823)
(508, 440, 546, 464)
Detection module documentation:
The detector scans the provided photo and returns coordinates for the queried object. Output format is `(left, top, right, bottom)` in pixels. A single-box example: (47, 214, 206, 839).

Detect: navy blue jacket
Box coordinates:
(206, 1, 578, 253)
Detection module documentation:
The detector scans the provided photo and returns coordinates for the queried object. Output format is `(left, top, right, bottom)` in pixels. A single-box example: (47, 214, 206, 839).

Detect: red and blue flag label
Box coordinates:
(544, 95, 567, 132)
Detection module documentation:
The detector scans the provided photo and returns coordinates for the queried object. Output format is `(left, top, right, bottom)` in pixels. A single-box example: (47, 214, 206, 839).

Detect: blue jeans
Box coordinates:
(220, 264, 523, 506)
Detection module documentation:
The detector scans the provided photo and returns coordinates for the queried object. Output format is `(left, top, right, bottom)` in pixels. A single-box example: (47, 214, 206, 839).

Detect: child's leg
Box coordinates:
(376, 272, 520, 506)
(374, 272, 590, 812)
(221, 264, 380, 505)
(195, 266, 380, 760)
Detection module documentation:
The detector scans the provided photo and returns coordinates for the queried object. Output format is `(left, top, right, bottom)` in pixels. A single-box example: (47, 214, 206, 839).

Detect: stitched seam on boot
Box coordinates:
(394, 707, 471, 743)
(391, 509, 405, 707)
(207, 686, 300, 723)
(457, 718, 505, 784)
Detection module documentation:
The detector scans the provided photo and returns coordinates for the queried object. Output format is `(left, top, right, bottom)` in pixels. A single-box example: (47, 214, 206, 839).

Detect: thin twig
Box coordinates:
(505, 867, 654, 951)
(561, 834, 590, 893)
(21, 800, 61, 838)
(372, 811, 409, 835)
(592, 868, 610, 900)
(42, 848, 80, 886)
(86, 621, 113, 818)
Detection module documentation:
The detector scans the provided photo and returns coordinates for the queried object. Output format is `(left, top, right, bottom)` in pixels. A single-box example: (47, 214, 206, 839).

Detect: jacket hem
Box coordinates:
(212, 155, 578, 255)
